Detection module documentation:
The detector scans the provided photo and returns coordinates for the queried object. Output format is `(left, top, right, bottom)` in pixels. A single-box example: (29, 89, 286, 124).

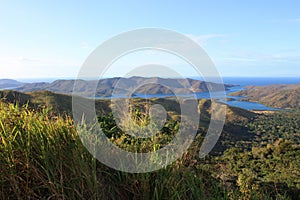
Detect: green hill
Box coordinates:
(0, 90, 73, 113)
(0, 90, 112, 115)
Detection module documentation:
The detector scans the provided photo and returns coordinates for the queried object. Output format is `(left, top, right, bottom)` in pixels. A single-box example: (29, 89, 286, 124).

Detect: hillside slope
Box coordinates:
(0, 90, 112, 116)
(230, 84, 300, 109)
(0, 90, 259, 154)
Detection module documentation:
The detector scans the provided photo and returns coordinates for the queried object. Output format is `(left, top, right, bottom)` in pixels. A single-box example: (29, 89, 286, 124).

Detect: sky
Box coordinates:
(0, 0, 300, 79)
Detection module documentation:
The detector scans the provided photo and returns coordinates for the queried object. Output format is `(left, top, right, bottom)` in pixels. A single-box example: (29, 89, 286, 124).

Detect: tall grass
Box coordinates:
(0, 101, 230, 199)
(0, 102, 98, 199)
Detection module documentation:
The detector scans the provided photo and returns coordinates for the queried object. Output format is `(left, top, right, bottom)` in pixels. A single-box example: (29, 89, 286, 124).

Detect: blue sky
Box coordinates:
(0, 0, 300, 79)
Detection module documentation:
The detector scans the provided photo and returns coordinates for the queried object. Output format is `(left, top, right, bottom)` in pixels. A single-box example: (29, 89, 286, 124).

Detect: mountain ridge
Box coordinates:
(10, 77, 234, 97)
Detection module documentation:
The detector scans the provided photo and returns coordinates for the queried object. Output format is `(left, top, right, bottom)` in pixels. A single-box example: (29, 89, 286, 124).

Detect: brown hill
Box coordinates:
(230, 84, 300, 109)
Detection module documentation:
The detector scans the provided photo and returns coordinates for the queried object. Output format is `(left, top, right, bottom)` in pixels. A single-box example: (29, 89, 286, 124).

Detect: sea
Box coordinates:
(16, 77, 300, 111)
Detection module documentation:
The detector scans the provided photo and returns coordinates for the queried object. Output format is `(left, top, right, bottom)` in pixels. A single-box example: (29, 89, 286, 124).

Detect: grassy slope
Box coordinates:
(0, 90, 111, 116)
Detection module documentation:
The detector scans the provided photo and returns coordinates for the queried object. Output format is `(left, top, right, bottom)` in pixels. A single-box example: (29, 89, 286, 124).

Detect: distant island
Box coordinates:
(0, 77, 235, 97)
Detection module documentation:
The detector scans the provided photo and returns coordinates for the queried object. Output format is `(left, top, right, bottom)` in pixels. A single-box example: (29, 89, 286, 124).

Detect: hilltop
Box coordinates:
(230, 84, 300, 109)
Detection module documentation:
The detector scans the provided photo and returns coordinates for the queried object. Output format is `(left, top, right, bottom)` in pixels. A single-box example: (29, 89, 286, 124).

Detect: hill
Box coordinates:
(14, 77, 234, 97)
(230, 84, 300, 109)
(197, 99, 258, 153)
(0, 90, 73, 113)
(0, 90, 255, 124)
(6, 89, 296, 156)
(0, 90, 112, 116)
(0, 90, 259, 153)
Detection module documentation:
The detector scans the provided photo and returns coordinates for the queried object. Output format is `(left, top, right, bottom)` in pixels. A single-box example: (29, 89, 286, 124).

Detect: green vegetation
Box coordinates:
(0, 90, 299, 199)
(0, 101, 227, 199)
(0, 90, 112, 116)
(0, 101, 97, 198)
(247, 111, 300, 145)
(213, 110, 300, 200)
(217, 140, 300, 199)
